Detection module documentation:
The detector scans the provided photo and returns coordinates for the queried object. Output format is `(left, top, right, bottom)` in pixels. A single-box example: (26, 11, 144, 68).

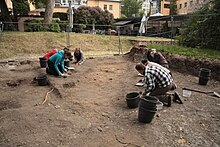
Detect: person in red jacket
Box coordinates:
(43, 48, 58, 60)
(43, 47, 70, 60)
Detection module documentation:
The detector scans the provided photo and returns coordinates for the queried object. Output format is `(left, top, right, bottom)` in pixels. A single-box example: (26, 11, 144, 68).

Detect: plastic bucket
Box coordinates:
(139, 96, 158, 110)
(36, 75, 48, 86)
(198, 68, 211, 85)
(199, 68, 211, 77)
(39, 57, 47, 68)
(199, 76, 210, 85)
(138, 106, 157, 123)
(126, 92, 140, 108)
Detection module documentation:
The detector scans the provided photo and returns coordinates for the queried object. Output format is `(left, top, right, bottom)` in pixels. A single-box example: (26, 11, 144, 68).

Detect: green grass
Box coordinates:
(147, 44, 220, 60)
(0, 32, 219, 60)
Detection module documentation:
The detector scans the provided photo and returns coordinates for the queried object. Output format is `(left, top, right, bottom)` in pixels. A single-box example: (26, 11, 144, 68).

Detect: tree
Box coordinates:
(73, 6, 114, 25)
(43, 0, 55, 25)
(179, 0, 220, 50)
(11, 0, 30, 20)
(0, 0, 12, 21)
(121, 0, 143, 18)
(30, 0, 46, 8)
(169, 0, 177, 15)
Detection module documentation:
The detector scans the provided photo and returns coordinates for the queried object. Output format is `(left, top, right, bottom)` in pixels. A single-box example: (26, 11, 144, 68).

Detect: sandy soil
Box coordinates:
(0, 56, 219, 147)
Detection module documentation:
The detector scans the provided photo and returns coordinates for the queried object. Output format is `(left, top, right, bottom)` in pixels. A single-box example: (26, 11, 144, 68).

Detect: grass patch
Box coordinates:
(0, 32, 219, 60)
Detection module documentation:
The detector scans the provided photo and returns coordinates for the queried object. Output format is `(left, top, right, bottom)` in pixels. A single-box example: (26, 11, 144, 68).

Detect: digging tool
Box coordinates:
(182, 87, 220, 98)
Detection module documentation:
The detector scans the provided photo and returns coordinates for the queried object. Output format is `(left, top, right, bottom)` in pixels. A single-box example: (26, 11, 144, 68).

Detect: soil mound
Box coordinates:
(124, 45, 220, 81)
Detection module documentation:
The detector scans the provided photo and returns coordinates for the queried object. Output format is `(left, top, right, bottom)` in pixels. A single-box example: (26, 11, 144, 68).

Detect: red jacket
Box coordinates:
(43, 49, 57, 60)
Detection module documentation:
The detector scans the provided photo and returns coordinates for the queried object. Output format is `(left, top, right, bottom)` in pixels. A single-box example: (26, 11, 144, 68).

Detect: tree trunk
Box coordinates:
(0, 0, 12, 21)
(43, 0, 55, 25)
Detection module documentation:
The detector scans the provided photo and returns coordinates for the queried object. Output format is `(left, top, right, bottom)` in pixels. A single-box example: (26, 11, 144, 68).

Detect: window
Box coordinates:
(164, 4, 170, 8)
(179, 4, 182, 9)
(104, 5, 107, 10)
(184, 2, 187, 7)
(109, 5, 113, 10)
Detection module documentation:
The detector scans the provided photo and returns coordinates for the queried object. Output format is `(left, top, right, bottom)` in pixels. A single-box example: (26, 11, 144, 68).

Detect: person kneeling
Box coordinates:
(46, 50, 73, 77)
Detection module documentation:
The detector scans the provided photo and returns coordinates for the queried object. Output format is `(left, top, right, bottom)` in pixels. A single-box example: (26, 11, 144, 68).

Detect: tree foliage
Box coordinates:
(73, 6, 114, 25)
(30, 0, 46, 8)
(169, 0, 177, 15)
(11, 0, 30, 18)
(179, 0, 220, 50)
(0, 0, 12, 21)
(121, 0, 143, 18)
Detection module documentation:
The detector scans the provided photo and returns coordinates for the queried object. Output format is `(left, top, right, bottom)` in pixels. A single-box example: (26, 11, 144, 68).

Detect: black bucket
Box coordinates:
(36, 75, 48, 86)
(126, 92, 140, 108)
(64, 60, 70, 67)
(39, 57, 47, 68)
(138, 107, 157, 123)
(139, 96, 158, 110)
(199, 68, 211, 85)
(199, 68, 211, 77)
(138, 96, 158, 123)
(199, 76, 210, 85)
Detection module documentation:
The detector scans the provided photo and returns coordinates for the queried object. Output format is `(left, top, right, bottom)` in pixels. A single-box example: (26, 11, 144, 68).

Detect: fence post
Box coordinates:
(66, 0, 73, 48)
(118, 29, 123, 55)
(171, 16, 174, 45)
(0, 22, 4, 43)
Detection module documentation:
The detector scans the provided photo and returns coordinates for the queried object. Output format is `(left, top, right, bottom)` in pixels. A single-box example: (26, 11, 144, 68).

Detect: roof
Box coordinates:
(114, 20, 131, 26)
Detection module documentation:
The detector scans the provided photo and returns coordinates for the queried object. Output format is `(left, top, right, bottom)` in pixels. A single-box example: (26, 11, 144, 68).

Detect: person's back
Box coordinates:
(145, 66, 173, 88)
(43, 48, 58, 60)
(142, 59, 170, 74)
(146, 49, 169, 68)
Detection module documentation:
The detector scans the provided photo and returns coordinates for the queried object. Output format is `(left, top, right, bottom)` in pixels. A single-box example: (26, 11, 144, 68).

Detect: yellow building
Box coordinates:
(176, 0, 210, 14)
(160, 0, 170, 16)
(87, 0, 121, 18)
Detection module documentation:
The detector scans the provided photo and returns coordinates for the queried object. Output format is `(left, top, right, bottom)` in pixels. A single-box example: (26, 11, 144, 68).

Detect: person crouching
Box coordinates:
(46, 50, 73, 77)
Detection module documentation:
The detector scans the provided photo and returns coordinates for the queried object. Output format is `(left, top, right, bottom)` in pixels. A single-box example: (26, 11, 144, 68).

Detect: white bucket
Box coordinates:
(183, 90, 191, 97)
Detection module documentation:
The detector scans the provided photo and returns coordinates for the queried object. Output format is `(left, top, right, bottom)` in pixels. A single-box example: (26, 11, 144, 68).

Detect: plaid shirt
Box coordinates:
(144, 65, 173, 93)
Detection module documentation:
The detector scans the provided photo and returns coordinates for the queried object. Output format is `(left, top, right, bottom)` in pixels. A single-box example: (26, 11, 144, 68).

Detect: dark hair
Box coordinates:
(141, 59, 148, 64)
(64, 50, 72, 58)
(135, 63, 145, 71)
(63, 47, 69, 51)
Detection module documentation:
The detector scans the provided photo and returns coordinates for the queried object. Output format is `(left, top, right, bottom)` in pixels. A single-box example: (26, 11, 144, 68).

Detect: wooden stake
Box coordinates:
(42, 88, 54, 104)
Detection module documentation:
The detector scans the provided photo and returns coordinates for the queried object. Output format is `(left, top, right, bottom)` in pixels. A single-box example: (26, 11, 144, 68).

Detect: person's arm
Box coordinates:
(54, 57, 62, 76)
(158, 52, 169, 68)
(61, 59, 65, 71)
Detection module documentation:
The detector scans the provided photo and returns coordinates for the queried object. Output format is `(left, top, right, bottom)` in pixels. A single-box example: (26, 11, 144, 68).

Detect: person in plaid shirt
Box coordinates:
(135, 63, 177, 106)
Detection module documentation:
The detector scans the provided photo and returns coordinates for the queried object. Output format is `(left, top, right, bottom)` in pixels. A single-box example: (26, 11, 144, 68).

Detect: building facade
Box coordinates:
(176, 0, 210, 14)
(160, 0, 170, 15)
(87, 0, 121, 18)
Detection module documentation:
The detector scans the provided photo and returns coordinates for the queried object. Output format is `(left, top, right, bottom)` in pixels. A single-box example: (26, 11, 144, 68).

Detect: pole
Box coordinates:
(66, 0, 73, 48)
(171, 16, 174, 45)
(118, 29, 122, 54)
(0, 22, 4, 43)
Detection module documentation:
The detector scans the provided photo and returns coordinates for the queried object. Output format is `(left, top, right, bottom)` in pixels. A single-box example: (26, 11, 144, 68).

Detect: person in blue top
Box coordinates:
(46, 50, 73, 77)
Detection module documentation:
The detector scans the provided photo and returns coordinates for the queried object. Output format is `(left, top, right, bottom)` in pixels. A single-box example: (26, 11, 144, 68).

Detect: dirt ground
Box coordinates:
(0, 56, 219, 147)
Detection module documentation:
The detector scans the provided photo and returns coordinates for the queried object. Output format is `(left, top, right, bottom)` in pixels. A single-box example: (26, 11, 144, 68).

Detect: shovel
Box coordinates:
(182, 87, 220, 98)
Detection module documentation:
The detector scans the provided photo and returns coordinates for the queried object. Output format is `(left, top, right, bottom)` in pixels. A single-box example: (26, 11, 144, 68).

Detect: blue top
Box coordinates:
(49, 50, 65, 75)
